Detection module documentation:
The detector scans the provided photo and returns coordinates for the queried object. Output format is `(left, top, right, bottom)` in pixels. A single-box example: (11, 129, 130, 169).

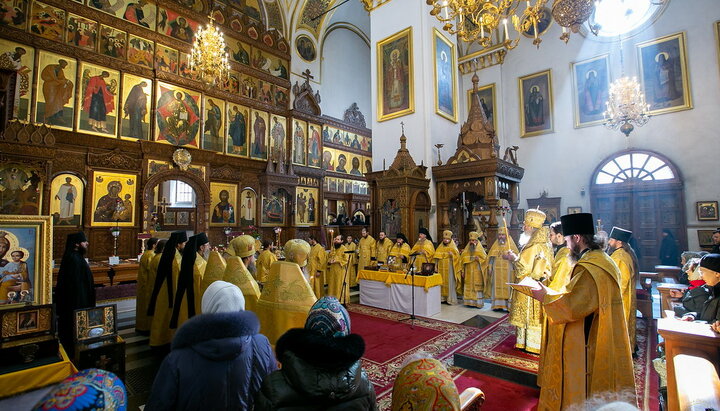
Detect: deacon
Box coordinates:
(170, 233, 209, 329)
(548, 222, 574, 293)
(56, 232, 95, 356)
(256, 239, 317, 345)
(345, 235, 358, 286)
(223, 235, 261, 311)
(532, 213, 635, 409)
(388, 233, 411, 264)
(410, 228, 435, 273)
(327, 234, 350, 304)
(358, 227, 376, 271)
(148, 230, 187, 349)
(135, 237, 158, 335)
(375, 231, 394, 266)
(256, 240, 277, 283)
(434, 230, 462, 304)
(608, 226, 639, 349)
(460, 232, 487, 308)
(307, 236, 327, 298)
(485, 228, 519, 311)
(503, 209, 553, 354)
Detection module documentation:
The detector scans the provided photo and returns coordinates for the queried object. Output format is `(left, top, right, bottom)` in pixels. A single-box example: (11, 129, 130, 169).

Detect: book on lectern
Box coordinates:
(507, 276, 566, 299)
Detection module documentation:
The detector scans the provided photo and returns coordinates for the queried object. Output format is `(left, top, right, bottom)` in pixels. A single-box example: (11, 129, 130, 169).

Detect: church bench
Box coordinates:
(674, 354, 720, 411)
(657, 283, 689, 318)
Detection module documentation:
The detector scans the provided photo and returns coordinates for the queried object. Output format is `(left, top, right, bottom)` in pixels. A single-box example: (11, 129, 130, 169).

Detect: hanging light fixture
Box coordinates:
(189, 16, 229, 86)
(426, 0, 550, 50)
(603, 37, 650, 137)
(551, 0, 598, 43)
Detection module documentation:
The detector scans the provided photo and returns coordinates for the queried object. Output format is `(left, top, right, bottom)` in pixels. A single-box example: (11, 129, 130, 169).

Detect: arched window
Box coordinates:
(594, 152, 675, 185)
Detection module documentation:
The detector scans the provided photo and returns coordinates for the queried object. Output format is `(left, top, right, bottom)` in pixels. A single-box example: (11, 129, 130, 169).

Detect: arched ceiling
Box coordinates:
(261, 0, 369, 42)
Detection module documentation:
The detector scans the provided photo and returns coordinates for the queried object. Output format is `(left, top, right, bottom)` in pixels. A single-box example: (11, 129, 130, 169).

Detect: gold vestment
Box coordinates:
(256, 249, 277, 283)
(376, 238, 394, 264)
(135, 249, 155, 332)
(460, 244, 488, 307)
(327, 245, 350, 303)
(199, 251, 226, 301)
(149, 250, 182, 347)
(410, 239, 435, 273)
(549, 247, 574, 293)
(388, 242, 411, 264)
(484, 239, 519, 310)
(358, 235, 376, 271)
(434, 243, 462, 304)
(307, 243, 327, 299)
(223, 256, 261, 312)
(611, 247, 637, 347)
(345, 242, 358, 287)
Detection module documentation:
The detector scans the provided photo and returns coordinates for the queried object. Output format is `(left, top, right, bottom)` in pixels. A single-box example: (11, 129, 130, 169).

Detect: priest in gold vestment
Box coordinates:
(327, 234, 350, 304)
(388, 233, 411, 265)
(504, 209, 553, 354)
(223, 235, 261, 312)
(485, 230, 519, 311)
(256, 239, 317, 345)
(345, 235, 358, 286)
(460, 231, 488, 307)
(358, 227, 376, 271)
(307, 236, 327, 298)
(410, 228, 435, 273)
(534, 213, 635, 410)
(375, 231, 394, 265)
(608, 226, 638, 349)
(256, 240, 277, 283)
(548, 222, 574, 293)
(148, 231, 186, 348)
(135, 238, 158, 334)
(434, 230, 462, 304)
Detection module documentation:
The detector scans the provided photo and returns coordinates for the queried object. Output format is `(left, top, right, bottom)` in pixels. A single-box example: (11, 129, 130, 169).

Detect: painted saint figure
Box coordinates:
(293, 122, 305, 164)
(123, 81, 148, 139)
(204, 99, 222, 151)
(55, 177, 77, 224)
(252, 112, 267, 158)
(525, 85, 544, 127)
(270, 116, 285, 162)
(654, 52, 680, 105)
(228, 106, 246, 153)
(308, 125, 321, 167)
(386, 48, 406, 110)
(212, 189, 235, 224)
(94, 180, 123, 222)
(82, 70, 115, 133)
(41, 59, 74, 125)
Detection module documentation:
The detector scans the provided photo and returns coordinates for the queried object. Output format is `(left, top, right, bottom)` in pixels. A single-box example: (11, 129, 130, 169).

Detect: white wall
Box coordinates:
(456, 0, 720, 249)
(321, 28, 371, 120)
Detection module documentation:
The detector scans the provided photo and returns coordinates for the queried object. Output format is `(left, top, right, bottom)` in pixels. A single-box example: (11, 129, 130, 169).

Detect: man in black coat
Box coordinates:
(55, 232, 95, 356)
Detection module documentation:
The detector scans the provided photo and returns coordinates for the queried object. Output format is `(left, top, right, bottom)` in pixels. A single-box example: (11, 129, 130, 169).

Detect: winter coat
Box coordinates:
(146, 310, 276, 410)
(255, 328, 377, 410)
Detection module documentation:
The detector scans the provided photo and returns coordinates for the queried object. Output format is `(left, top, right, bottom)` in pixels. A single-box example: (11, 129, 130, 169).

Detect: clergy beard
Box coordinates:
(202, 247, 210, 260)
(568, 242, 583, 264)
(77, 244, 88, 255)
(519, 232, 532, 247)
(334, 243, 341, 249)
(246, 261, 256, 274)
(468, 243, 476, 253)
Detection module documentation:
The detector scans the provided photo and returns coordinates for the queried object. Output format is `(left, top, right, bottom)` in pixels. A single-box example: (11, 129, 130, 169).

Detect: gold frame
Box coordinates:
(377, 26, 414, 122)
(696, 201, 719, 221)
(0, 215, 53, 310)
(466, 83, 497, 131)
(571, 54, 610, 128)
(74, 304, 117, 343)
(433, 28, 458, 122)
(154, 81, 202, 148)
(294, 186, 319, 227)
(89, 170, 138, 227)
(636, 31, 692, 116)
(518, 69, 553, 138)
(209, 182, 238, 227)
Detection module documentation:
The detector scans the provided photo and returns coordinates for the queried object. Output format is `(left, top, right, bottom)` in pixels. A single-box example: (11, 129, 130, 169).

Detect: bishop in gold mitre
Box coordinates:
(327, 234, 350, 304)
(534, 213, 635, 410)
(307, 235, 327, 298)
(410, 228, 435, 273)
(484, 227, 519, 311)
(223, 235, 261, 312)
(256, 239, 317, 345)
(608, 226, 639, 350)
(434, 230, 462, 304)
(375, 231, 394, 266)
(460, 231, 487, 308)
(503, 208, 553, 354)
(358, 227, 376, 271)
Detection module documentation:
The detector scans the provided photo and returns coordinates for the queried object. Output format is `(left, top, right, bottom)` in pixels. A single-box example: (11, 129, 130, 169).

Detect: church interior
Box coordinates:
(0, 0, 719, 409)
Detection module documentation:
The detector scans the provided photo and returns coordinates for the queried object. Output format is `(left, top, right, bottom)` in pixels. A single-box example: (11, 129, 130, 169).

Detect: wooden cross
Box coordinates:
(156, 196, 171, 215)
(302, 69, 314, 83)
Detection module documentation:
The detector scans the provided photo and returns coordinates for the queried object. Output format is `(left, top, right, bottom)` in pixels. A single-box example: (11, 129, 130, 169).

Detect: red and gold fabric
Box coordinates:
(391, 358, 461, 411)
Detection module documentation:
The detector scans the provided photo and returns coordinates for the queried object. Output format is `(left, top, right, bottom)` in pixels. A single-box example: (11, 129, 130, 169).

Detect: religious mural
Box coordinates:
(637, 32, 692, 115)
(0, 39, 34, 122)
(226, 102, 249, 157)
(202, 97, 225, 152)
(154, 82, 201, 147)
(377, 27, 413, 121)
(178, 52, 193, 78)
(261, 191, 285, 226)
(381, 199, 401, 238)
(78, 63, 119, 137)
(468, 83, 496, 131)
(321, 124, 371, 153)
(0, 165, 42, 215)
(433, 28, 457, 122)
(66, 13, 97, 51)
(0, 0, 29, 29)
(99, 25, 127, 59)
(229, 38, 251, 65)
(29, 2, 64, 43)
(128, 34, 154, 68)
(35, 51, 76, 130)
(210, 182, 237, 226)
(519, 69, 553, 137)
(292, 119, 307, 166)
(295, 187, 318, 227)
(157, 7, 198, 43)
(250, 109, 268, 160)
(269, 114, 286, 162)
(572, 55, 609, 128)
(307, 123, 322, 168)
(239, 188, 256, 227)
(90, 171, 137, 227)
(155, 44, 178, 74)
(251, 48, 288, 80)
(88, 0, 157, 30)
(295, 35, 316, 62)
(50, 173, 84, 226)
(0, 225, 39, 305)
(120, 73, 151, 140)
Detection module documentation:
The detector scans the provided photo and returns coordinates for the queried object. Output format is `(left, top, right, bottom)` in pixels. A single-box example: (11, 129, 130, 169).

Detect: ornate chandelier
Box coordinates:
(426, 0, 550, 50)
(189, 16, 229, 86)
(603, 76, 650, 137)
(551, 0, 598, 43)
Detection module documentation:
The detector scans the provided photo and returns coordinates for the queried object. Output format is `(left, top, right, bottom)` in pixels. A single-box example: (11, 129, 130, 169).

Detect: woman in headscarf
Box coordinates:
(33, 369, 127, 411)
(676, 254, 720, 323)
(255, 296, 376, 410)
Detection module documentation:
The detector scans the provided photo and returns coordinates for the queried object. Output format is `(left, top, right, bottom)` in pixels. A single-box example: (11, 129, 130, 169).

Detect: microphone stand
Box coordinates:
(399, 253, 428, 328)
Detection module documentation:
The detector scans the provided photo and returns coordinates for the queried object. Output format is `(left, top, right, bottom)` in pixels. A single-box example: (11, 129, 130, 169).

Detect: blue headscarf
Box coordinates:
(304, 296, 350, 337)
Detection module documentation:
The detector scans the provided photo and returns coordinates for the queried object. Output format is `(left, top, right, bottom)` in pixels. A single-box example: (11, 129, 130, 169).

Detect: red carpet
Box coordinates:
(457, 316, 539, 374)
(455, 371, 539, 411)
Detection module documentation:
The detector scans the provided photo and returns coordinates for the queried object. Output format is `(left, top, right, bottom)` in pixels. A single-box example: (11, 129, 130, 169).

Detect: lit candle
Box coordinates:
(503, 18, 509, 41)
(481, 22, 484, 39)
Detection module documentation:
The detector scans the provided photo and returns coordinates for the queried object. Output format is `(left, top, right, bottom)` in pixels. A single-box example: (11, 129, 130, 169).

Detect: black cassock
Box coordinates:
(55, 250, 95, 356)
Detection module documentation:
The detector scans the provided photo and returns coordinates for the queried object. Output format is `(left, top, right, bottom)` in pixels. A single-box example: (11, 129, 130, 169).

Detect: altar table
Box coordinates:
(357, 270, 442, 317)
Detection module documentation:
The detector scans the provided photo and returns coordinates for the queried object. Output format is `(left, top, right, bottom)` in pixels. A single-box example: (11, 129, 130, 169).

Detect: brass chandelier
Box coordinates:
(189, 16, 230, 86)
(603, 76, 650, 137)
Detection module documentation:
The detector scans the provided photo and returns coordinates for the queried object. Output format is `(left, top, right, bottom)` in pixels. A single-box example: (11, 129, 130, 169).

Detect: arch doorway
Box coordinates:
(591, 149, 686, 270)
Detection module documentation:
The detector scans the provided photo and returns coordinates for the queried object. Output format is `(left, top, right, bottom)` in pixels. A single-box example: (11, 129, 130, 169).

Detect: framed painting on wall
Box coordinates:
(66, 14, 97, 51)
(467, 83, 496, 131)
(0, 0, 29, 29)
(77, 63, 120, 138)
(0, 164, 43, 215)
(292, 119, 307, 166)
(269, 114, 286, 162)
(260, 191, 285, 226)
(89, 170, 137, 227)
(120, 73, 151, 140)
(155, 45, 178, 74)
(50, 173, 84, 227)
(210, 182, 237, 226)
(307, 123, 322, 168)
(250, 110, 268, 160)
(127, 35, 154, 69)
(295, 187, 319, 227)
(698, 230, 715, 248)
(157, 7, 198, 43)
(377, 26, 414, 121)
(202, 97, 225, 153)
(239, 188, 256, 227)
(433, 28, 457, 122)
(637, 32, 692, 115)
(0, 39, 34, 122)
(519, 69, 553, 137)
(0, 215, 52, 308)
(89, 0, 157, 30)
(696, 201, 718, 221)
(226, 103, 249, 157)
(99, 25, 127, 60)
(29, 2, 64, 42)
(567, 206, 582, 215)
(35, 51, 76, 130)
(571, 54, 609, 128)
(154, 82, 201, 148)
(229, 38, 251, 65)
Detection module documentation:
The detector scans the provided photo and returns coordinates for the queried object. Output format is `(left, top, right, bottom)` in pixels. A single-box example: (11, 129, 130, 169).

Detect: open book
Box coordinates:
(507, 276, 566, 299)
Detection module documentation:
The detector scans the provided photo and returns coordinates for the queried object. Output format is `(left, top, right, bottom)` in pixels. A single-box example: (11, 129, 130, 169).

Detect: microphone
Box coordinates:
(344, 250, 356, 254)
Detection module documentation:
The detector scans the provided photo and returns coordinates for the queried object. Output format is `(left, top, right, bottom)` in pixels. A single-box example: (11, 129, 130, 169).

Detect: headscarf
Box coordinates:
(170, 233, 202, 328)
(201, 281, 245, 313)
(391, 358, 460, 411)
(305, 296, 350, 337)
(147, 231, 187, 316)
(32, 369, 127, 411)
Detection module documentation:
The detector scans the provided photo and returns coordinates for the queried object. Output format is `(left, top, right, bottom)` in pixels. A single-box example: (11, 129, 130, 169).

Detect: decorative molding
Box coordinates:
(52, 150, 87, 177)
(458, 48, 507, 74)
(87, 148, 142, 171)
(210, 164, 243, 182)
(343, 103, 366, 128)
(360, 0, 393, 12)
(1, 121, 56, 147)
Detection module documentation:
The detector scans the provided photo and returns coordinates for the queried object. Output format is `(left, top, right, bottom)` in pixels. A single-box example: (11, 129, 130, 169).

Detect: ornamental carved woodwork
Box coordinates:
(210, 164, 243, 182)
(292, 70, 322, 116)
(88, 149, 142, 171)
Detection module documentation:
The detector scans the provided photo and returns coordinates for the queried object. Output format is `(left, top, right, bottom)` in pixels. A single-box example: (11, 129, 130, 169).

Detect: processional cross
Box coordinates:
(302, 69, 314, 83)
